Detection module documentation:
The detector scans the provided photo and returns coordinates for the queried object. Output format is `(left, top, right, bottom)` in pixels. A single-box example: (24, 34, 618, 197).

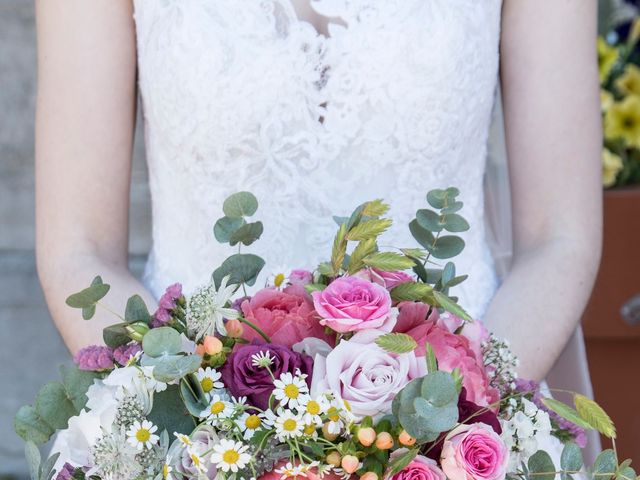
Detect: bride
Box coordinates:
(35, 0, 602, 462)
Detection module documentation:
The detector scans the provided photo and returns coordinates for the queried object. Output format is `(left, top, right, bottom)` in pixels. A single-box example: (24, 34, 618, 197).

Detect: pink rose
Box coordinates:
(241, 285, 333, 347)
(289, 269, 313, 285)
(394, 303, 498, 408)
(391, 453, 446, 480)
(312, 276, 394, 333)
(310, 330, 426, 420)
(372, 269, 414, 289)
(440, 424, 508, 480)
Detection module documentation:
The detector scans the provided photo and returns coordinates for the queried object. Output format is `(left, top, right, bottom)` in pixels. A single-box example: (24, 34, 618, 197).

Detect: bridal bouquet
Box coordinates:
(15, 190, 635, 480)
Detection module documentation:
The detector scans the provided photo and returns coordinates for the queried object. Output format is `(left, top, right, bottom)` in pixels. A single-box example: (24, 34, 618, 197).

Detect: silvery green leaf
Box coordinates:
(152, 355, 202, 383)
(103, 322, 132, 348)
(148, 386, 196, 437)
(60, 365, 99, 412)
(180, 374, 209, 417)
(229, 221, 264, 246)
(24, 441, 41, 480)
(142, 327, 182, 358)
(409, 219, 435, 249)
(35, 383, 77, 430)
(426, 189, 448, 209)
(560, 443, 583, 473)
(40, 452, 60, 480)
(416, 209, 443, 232)
(125, 294, 151, 324)
(592, 450, 617, 480)
(528, 450, 556, 480)
(65, 276, 110, 310)
(14, 406, 54, 445)
(214, 216, 246, 243)
(223, 191, 258, 218)
(212, 253, 265, 288)
(426, 235, 465, 259)
(442, 213, 470, 233)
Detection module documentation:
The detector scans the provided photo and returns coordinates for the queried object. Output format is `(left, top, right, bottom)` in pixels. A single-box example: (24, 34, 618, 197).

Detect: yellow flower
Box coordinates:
(602, 149, 624, 188)
(615, 64, 640, 96)
(604, 95, 640, 147)
(601, 89, 614, 111)
(598, 37, 619, 83)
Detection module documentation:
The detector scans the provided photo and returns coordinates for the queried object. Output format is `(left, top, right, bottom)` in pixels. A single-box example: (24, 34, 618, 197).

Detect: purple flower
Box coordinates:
(74, 345, 114, 371)
(221, 343, 313, 409)
(55, 463, 76, 480)
(151, 307, 171, 328)
(113, 343, 142, 366)
(159, 283, 183, 310)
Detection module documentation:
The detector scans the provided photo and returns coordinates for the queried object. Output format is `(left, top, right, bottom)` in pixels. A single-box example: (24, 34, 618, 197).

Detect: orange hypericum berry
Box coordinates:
(357, 427, 376, 447)
(375, 432, 394, 450)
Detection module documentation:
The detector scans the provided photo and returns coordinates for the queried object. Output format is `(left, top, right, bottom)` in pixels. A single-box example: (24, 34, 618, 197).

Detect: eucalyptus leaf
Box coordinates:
(180, 374, 209, 417)
(560, 443, 583, 473)
(214, 216, 246, 243)
(103, 323, 133, 348)
(426, 189, 448, 209)
(416, 209, 443, 232)
(60, 365, 99, 412)
(24, 441, 41, 480)
(409, 219, 435, 249)
(81, 304, 96, 320)
(65, 276, 110, 309)
(441, 262, 455, 286)
(222, 191, 258, 218)
(229, 221, 264, 247)
(528, 450, 556, 480)
(152, 355, 203, 383)
(332, 215, 349, 226)
(592, 450, 617, 480)
(14, 406, 54, 445)
(212, 254, 265, 288)
(125, 294, 151, 324)
(443, 213, 470, 232)
(148, 385, 196, 437)
(441, 201, 463, 214)
(142, 327, 182, 358)
(35, 383, 77, 431)
(427, 235, 465, 259)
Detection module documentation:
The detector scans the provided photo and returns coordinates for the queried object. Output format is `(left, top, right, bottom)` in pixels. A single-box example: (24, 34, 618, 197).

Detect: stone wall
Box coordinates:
(0, 2, 151, 477)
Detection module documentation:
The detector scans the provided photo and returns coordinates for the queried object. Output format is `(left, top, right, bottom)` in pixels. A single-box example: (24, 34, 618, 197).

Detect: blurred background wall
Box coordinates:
(0, 1, 151, 477)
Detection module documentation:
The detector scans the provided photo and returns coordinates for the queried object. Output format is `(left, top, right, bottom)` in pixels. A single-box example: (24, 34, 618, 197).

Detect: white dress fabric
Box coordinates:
(133, 0, 502, 320)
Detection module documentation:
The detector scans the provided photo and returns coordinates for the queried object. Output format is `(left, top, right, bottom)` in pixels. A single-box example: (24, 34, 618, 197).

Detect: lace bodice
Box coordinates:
(133, 0, 503, 318)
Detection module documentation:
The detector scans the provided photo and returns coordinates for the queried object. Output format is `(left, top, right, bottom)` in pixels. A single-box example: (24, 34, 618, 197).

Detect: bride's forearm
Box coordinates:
(482, 238, 600, 381)
(37, 251, 157, 355)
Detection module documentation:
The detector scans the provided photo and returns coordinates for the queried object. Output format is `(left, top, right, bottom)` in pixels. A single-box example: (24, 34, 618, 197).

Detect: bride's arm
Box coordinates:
(35, 0, 156, 354)
(484, 0, 602, 380)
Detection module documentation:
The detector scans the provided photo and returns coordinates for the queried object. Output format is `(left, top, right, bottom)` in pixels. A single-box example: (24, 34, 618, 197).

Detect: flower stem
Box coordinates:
(238, 317, 272, 343)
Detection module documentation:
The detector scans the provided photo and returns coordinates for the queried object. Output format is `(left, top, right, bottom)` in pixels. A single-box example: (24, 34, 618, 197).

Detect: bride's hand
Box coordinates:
(484, 0, 602, 380)
(35, 0, 156, 354)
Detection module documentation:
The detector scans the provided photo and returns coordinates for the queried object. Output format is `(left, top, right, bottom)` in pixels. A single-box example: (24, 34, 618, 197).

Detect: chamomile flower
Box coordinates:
(274, 410, 304, 440)
(325, 398, 353, 435)
(273, 371, 309, 408)
(315, 463, 333, 479)
(173, 432, 192, 448)
(196, 367, 224, 397)
(126, 420, 159, 451)
(210, 439, 251, 473)
(251, 350, 276, 368)
(159, 462, 175, 480)
(187, 449, 208, 474)
(275, 462, 305, 479)
(261, 408, 278, 427)
(269, 267, 291, 288)
(299, 396, 329, 426)
(201, 394, 234, 424)
(187, 275, 239, 339)
(303, 422, 319, 439)
(236, 412, 263, 440)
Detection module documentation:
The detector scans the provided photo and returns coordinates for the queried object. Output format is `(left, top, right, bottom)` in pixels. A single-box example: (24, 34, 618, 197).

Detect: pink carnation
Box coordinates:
(241, 285, 333, 347)
(391, 453, 446, 480)
(312, 276, 394, 333)
(440, 424, 508, 480)
(394, 303, 498, 408)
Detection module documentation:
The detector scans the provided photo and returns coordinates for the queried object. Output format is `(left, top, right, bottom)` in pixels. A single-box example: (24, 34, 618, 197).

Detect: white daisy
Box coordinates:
(273, 371, 309, 408)
(261, 408, 278, 427)
(201, 394, 234, 424)
(187, 275, 239, 339)
(158, 462, 175, 480)
(302, 422, 319, 439)
(126, 420, 159, 451)
(251, 350, 276, 368)
(299, 396, 329, 426)
(187, 448, 208, 474)
(173, 432, 192, 447)
(236, 412, 263, 440)
(274, 410, 304, 441)
(268, 267, 291, 289)
(210, 439, 252, 473)
(275, 462, 305, 479)
(196, 367, 224, 397)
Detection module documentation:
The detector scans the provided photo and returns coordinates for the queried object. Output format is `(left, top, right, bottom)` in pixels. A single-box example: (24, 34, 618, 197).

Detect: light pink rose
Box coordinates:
(241, 285, 333, 347)
(440, 423, 508, 480)
(289, 269, 313, 285)
(390, 452, 446, 480)
(372, 269, 414, 289)
(312, 276, 394, 333)
(310, 330, 426, 420)
(394, 303, 498, 409)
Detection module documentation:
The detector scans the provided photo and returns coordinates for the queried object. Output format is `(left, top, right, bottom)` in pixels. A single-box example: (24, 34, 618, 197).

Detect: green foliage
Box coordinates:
(433, 291, 472, 321)
(65, 276, 110, 320)
(331, 223, 348, 275)
(347, 219, 393, 242)
(424, 343, 438, 374)
(124, 295, 151, 324)
(592, 450, 617, 480)
(214, 216, 246, 243)
(390, 282, 434, 303)
(24, 442, 58, 480)
(386, 449, 418, 478)
(229, 222, 264, 247)
(151, 355, 203, 383)
(541, 398, 592, 431)
(180, 374, 209, 418)
(528, 450, 556, 480)
(362, 252, 415, 271)
(103, 322, 132, 348)
(392, 371, 459, 443)
(14, 406, 54, 445)
(560, 443, 584, 478)
(375, 333, 417, 354)
(348, 238, 378, 274)
(142, 327, 183, 357)
(222, 191, 258, 218)
(212, 253, 265, 288)
(148, 386, 195, 437)
(575, 394, 616, 439)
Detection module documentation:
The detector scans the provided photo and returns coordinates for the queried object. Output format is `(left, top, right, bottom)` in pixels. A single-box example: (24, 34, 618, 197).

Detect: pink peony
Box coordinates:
(394, 303, 498, 408)
(440, 424, 508, 480)
(289, 269, 313, 285)
(312, 276, 394, 333)
(390, 452, 446, 480)
(241, 285, 332, 347)
(310, 330, 426, 420)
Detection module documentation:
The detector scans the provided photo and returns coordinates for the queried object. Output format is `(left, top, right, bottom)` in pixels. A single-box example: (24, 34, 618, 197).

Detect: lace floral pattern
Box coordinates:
(133, 0, 503, 319)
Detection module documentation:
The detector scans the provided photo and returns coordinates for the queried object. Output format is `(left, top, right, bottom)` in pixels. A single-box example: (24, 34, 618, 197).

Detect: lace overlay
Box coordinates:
(133, 0, 503, 319)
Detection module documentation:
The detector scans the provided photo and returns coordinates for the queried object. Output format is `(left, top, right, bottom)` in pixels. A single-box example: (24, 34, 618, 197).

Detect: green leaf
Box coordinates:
(212, 253, 265, 288)
(331, 223, 348, 274)
(24, 441, 41, 480)
(362, 199, 390, 217)
(229, 221, 264, 246)
(409, 219, 435, 249)
(317, 262, 334, 276)
(390, 282, 434, 303)
(60, 365, 99, 412)
(375, 333, 417, 354)
(441, 262, 455, 286)
(561, 443, 584, 473)
(347, 219, 393, 241)
(541, 398, 592, 431)
(333, 215, 349, 226)
(151, 355, 203, 383)
(39, 452, 60, 480)
(447, 275, 468, 287)
(14, 406, 54, 445)
(142, 327, 183, 357)
(433, 290, 471, 320)
(34, 383, 77, 431)
(348, 238, 377, 274)
(125, 294, 151, 324)
(528, 450, 556, 480)
(148, 385, 196, 437)
(441, 201, 463, 214)
(425, 343, 438, 373)
(304, 283, 326, 294)
(81, 304, 96, 320)
(65, 276, 110, 309)
(180, 374, 209, 417)
(574, 394, 616, 438)
(222, 191, 258, 218)
(362, 252, 415, 271)
(616, 466, 637, 480)
(386, 449, 418, 478)
(401, 248, 427, 260)
(103, 323, 132, 348)
(592, 450, 617, 480)
(416, 209, 443, 232)
(214, 216, 246, 243)
(442, 213, 470, 232)
(427, 235, 465, 259)
(426, 189, 448, 209)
